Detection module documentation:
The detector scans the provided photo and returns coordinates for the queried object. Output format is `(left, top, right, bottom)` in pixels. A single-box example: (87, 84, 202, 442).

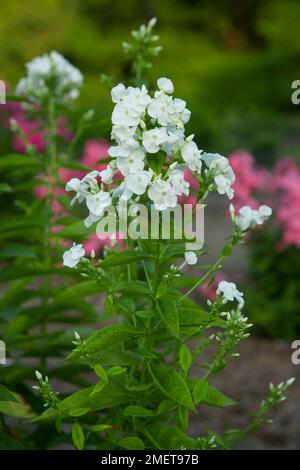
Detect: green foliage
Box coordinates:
(0, 16, 295, 451)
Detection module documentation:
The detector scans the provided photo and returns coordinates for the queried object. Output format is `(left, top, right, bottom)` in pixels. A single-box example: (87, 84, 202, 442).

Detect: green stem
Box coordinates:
(179, 254, 225, 303)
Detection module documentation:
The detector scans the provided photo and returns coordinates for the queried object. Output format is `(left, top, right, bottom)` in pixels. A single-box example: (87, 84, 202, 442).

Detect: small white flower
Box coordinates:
(182, 141, 202, 172)
(63, 243, 85, 268)
(157, 77, 174, 94)
(217, 281, 244, 307)
(125, 170, 153, 196)
(111, 125, 136, 143)
(111, 83, 126, 103)
(142, 127, 169, 153)
(16, 51, 83, 101)
(185, 251, 197, 265)
(235, 205, 272, 231)
(99, 165, 115, 185)
(86, 191, 112, 217)
(168, 169, 190, 196)
(117, 153, 145, 175)
(148, 177, 177, 210)
(202, 152, 235, 199)
(258, 205, 272, 221)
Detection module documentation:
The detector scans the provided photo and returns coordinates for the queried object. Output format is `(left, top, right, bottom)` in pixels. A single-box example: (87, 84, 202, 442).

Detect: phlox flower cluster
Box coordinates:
(16, 51, 83, 102)
(65, 78, 236, 234)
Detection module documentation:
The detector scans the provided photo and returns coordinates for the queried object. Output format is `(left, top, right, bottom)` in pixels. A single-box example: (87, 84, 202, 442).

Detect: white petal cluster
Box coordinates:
(235, 204, 272, 231)
(217, 280, 244, 307)
(184, 251, 198, 265)
(65, 78, 237, 228)
(107, 78, 201, 211)
(202, 152, 235, 199)
(63, 243, 85, 268)
(16, 51, 83, 101)
(65, 170, 113, 227)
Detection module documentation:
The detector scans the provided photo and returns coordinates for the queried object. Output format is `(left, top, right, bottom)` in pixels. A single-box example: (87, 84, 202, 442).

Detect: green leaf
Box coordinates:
(91, 424, 112, 433)
(0, 155, 43, 173)
(72, 422, 85, 450)
(192, 378, 209, 404)
(0, 183, 12, 194)
(54, 280, 103, 305)
(148, 364, 195, 411)
(0, 244, 37, 260)
(203, 384, 236, 408)
(94, 365, 108, 382)
(179, 344, 192, 375)
(145, 425, 196, 450)
(118, 436, 145, 450)
(113, 281, 151, 296)
(157, 298, 179, 337)
(68, 325, 142, 360)
(0, 393, 34, 418)
(0, 385, 18, 402)
(69, 408, 91, 417)
(123, 406, 155, 417)
(107, 366, 127, 376)
(55, 383, 134, 416)
(0, 431, 24, 450)
(101, 250, 153, 267)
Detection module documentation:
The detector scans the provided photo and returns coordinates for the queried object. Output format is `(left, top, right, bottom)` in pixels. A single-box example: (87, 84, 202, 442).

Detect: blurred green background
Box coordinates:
(1, 0, 300, 164)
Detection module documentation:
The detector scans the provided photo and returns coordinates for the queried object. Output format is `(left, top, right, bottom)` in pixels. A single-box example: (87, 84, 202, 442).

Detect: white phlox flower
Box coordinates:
(168, 169, 190, 196)
(202, 152, 235, 199)
(16, 51, 83, 101)
(148, 177, 177, 210)
(63, 243, 85, 268)
(185, 251, 198, 265)
(235, 205, 272, 231)
(217, 281, 244, 307)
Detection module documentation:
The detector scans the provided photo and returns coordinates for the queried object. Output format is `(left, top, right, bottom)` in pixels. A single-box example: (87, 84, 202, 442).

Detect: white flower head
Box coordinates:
(258, 205, 272, 221)
(185, 251, 197, 265)
(16, 51, 83, 101)
(99, 165, 115, 185)
(63, 243, 85, 268)
(148, 177, 177, 211)
(125, 169, 153, 196)
(168, 169, 190, 196)
(182, 141, 202, 172)
(202, 152, 235, 199)
(142, 127, 169, 153)
(236, 204, 272, 231)
(157, 77, 174, 94)
(86, 191, 112, 217)
(217, 280, 244, 307)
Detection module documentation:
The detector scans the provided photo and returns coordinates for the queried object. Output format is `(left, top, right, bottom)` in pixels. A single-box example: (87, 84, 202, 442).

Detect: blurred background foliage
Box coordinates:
(1, 0, 300, 165)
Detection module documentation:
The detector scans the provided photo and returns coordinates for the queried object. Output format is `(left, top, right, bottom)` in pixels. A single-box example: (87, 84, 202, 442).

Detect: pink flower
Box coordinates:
(229, 151, 269, 210)
(84, 232, 124, 256)
(272, 158, 300, 249)
(8, 103, 73, 153)
(82, 139, 109, 170)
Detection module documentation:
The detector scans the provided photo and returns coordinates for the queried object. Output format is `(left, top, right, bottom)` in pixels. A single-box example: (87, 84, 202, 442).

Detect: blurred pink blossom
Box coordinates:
(84, 232, 124, 255)
(229, 151, 269, 210)
(9, 103, 72, 153)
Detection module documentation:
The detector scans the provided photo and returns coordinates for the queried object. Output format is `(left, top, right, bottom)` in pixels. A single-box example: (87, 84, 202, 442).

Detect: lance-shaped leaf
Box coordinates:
(148, 364, 195, 411)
